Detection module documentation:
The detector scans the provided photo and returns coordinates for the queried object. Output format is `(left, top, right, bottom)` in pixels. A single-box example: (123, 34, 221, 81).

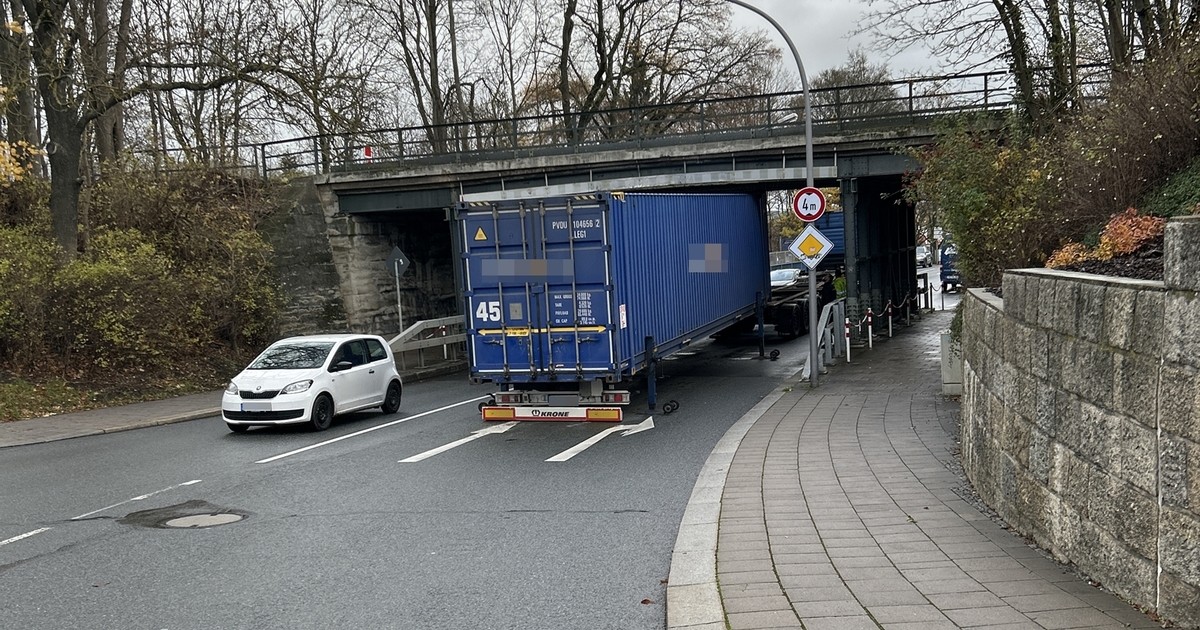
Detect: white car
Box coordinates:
(221, 334, 403, 433)
(916, 245, 933, 268)
(770, 268, 803, 288)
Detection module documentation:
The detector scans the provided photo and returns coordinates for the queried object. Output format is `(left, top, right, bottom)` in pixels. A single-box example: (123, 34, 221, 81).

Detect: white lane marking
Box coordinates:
(256, 396, 489, 464)
(621, 416, 655, 436)
(71, 480, 202, 521)
(399, 421, 519, 463)
(545, 417, 655, 462)
(0, 527, 51, 547)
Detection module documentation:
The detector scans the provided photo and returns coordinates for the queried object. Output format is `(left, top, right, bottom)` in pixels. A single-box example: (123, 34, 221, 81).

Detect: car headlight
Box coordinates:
(225, 382, 239, 395)
(282, 380, 313, 394)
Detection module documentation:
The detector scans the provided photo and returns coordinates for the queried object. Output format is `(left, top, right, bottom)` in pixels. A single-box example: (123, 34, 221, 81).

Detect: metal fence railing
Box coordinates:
(135, 66, 1111, 179)
(388, 316, 467, 371)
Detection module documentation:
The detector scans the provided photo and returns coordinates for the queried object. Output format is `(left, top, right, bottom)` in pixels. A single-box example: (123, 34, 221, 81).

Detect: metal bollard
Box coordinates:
(845, 317, 851, 363)
(867, 308, 874, 349)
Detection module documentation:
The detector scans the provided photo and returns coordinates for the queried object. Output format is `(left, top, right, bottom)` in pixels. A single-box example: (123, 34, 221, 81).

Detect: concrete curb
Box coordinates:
(665, 386, 793, 629)
(1, 407, 223, 449)
(400, 360, 468, 383)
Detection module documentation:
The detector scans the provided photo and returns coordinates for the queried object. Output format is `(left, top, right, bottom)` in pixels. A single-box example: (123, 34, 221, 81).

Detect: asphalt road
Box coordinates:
(1, 332, 808, 630)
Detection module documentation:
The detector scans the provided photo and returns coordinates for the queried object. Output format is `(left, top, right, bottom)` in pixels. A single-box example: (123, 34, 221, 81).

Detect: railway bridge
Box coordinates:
(256, 70, 1050, 335)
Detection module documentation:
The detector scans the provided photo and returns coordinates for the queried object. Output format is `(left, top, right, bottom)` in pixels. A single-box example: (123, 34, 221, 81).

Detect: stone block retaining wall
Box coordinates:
(960, 216, 1200, 627)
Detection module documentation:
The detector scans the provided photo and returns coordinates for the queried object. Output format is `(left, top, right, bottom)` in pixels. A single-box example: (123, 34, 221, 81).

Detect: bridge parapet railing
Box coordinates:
(149, 66, 1109, 178)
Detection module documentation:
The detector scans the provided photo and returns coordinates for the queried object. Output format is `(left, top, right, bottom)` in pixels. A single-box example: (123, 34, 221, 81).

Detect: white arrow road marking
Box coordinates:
(621, 416, 655, 436)
(545, 417, 655, 462)
(0, 527, 51, 547)
(71, 479, 203, 520)
(256, 396, 489, 464)
(399, 421, 519, 463)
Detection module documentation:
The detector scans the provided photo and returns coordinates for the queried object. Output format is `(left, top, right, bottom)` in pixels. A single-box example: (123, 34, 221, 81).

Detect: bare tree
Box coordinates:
(15, 0, 278, 258)
(809, 49, 903, 123)
(127, 0, 283, 168)
(862, 0, 1200, 124)
(352, 0, 472, 151)
(474, 0, 547, 119)
(547, 0, 780, 139)
(0, 2, 41, 174)
(264, 0, 385, 169)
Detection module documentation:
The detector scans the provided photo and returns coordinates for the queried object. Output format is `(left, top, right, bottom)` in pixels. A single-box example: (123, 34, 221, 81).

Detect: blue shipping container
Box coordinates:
(813, 210, 845, 257)
(458, 192, 766, 385)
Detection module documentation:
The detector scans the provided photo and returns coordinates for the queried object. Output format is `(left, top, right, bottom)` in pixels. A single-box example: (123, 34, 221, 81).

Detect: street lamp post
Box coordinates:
(723, 0, 820, 387)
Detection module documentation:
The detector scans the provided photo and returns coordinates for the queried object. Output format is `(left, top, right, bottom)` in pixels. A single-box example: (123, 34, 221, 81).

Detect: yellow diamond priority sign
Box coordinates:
(788, 224, 834, 270)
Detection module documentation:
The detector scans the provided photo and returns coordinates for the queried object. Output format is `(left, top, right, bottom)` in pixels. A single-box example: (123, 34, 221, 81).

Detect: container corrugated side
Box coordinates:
(608, 193, 766, 374)
(459, 196, 616, 383)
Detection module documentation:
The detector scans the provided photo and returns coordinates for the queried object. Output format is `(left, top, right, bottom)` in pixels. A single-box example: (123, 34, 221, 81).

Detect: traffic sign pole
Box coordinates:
(790, 187, 828, 389)
(387, 246, 411, 334)
(394, 260, 404, 333)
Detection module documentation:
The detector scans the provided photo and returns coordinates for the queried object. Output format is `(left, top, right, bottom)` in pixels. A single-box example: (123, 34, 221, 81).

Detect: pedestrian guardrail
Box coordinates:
(803, 299, 846, 380)
(388, 316, 467, 370)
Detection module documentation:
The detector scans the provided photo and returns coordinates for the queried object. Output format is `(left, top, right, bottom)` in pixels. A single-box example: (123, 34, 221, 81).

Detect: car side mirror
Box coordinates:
(332, 360, 353, 372)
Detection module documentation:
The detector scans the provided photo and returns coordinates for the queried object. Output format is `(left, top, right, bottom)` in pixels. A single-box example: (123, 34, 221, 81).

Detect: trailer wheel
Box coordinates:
(781, 305, 803, 339)
(478, 396, 495, 412)
(663, 400, 680, 414)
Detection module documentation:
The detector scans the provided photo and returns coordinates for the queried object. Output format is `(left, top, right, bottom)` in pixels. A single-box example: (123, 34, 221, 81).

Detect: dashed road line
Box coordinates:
(0, 527, 51, 547)
(71, 479, 202, 520)
(256, 396, 489, 464)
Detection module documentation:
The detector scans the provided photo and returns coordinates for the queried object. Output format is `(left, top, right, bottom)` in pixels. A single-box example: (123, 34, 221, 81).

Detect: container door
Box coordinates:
(462, 206, 543, 380)
(535, 198, 615, 380)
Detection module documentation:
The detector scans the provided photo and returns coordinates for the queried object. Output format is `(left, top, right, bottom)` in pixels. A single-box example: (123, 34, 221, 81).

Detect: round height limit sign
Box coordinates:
(791, 187, 827, 222)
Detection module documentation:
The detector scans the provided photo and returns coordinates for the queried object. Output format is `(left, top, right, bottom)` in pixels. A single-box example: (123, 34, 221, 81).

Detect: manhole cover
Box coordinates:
(118, 500, 250, 529)
(163, 513, 245, 528)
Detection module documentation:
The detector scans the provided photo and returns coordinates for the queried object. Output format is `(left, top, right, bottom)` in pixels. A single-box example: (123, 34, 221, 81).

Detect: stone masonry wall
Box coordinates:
(259, 179, 349, 336)
(960, 216, 1200, 628)
(323, 193, 458, 336)
(261, 179, 460, 338)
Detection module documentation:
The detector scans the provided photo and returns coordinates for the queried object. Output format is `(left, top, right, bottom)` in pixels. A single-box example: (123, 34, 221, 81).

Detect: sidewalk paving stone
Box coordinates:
(667, 308, 1164, 630)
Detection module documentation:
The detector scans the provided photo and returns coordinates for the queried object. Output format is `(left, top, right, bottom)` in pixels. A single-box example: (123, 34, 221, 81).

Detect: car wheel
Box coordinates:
(381, 381, 402, 414)
(310, 394, 334, 431)
(226, 423, 249, 433)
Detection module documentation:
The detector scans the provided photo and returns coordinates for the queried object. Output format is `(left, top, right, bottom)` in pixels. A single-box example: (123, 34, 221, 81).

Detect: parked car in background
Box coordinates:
(915, 245, 933, 268)
(221, 334, 403, 433)
(770, 268, 804, 288)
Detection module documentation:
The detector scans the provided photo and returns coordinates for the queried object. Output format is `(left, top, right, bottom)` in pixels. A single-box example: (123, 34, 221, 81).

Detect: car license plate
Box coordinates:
(241, 402, 271, 412)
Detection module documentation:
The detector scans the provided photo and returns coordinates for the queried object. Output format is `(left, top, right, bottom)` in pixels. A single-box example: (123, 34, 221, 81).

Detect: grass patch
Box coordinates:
(1142, 155, 1200, 217)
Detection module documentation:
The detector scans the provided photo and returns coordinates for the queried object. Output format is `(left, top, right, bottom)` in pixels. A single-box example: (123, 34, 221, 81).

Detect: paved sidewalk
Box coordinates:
(0, 359, 466, 448)
(668, 310, 1161, 630)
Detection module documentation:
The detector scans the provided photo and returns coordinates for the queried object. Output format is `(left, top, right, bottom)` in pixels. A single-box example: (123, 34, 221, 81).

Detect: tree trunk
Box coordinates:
(44, 106, 84, 257)
(559, 0, 577, 139)
(992, 0, 1037, 123)
(446, 0, 465, 150)
(1, 0, 41, 174)
(93, 0, 132, 165)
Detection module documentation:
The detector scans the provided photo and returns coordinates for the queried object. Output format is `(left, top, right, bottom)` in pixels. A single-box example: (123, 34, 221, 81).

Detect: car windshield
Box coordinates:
(770, 270, 795, 282)
(247, 342, 335, 369)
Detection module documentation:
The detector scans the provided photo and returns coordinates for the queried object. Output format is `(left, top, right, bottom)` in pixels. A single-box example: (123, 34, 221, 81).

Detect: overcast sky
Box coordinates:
(728, 0, 958, 79)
